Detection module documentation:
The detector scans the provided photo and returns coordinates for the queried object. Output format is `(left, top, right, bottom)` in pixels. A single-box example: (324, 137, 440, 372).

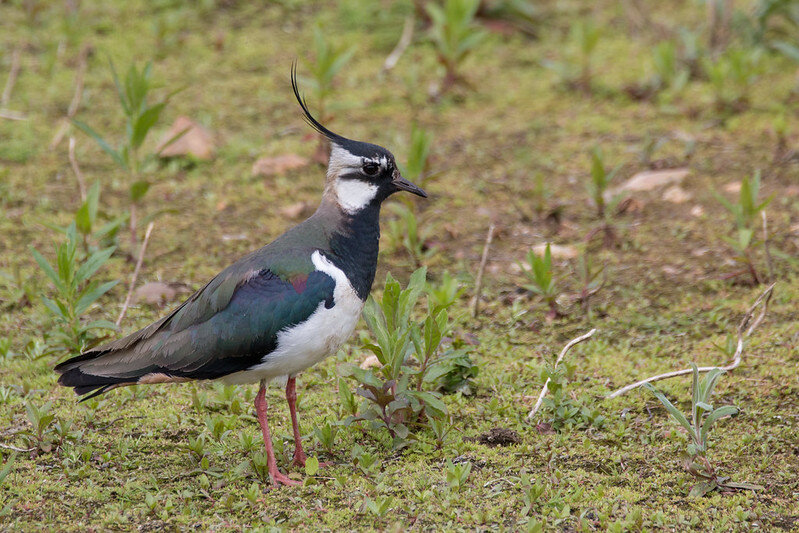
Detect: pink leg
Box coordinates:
(255, 379, 299, 487)
(285, 376, 307, 467)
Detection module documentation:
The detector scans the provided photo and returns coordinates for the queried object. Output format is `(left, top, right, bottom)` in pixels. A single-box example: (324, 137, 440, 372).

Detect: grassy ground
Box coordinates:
(1, 1, 798, 531)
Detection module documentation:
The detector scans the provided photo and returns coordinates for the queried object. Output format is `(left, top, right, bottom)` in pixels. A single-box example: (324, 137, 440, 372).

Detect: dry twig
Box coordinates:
(116, 222, 155, 326)
(527, 328, 597, 419)
(383, 16, 414, 72)
(51, 44, 91, 148)
(68, 137, 87, 201)
(1, 47, 21, 109)
(0, 443, 33, 453)
(762, 211, 774, 282)
(0, 110, 25, 121)
(471, 224, 495, 318)
(606, 283, 775, 399)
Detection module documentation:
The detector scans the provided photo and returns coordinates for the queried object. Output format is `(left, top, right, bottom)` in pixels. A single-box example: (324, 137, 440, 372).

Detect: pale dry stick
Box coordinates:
(527, 328, 597, 419)
(68, 137, 87, 201)
(606, 283, 775, 399)
(116, 222, 155, 326)
(0, 443, 33, 453)
(1, 47, 21, 109)
(471, 223, 495, 318)
(383, 15, 414, 72)
(51, 44, 91, 148)
(762, 211, 774, 282)
(0, 110, 25, 121)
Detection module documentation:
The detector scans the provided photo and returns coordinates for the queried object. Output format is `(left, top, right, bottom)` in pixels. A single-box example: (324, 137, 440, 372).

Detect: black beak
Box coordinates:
(392, 174, 427, 198)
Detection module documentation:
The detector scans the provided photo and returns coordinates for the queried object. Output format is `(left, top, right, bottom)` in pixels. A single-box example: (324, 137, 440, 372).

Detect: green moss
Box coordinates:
(1, 0, 798, 530)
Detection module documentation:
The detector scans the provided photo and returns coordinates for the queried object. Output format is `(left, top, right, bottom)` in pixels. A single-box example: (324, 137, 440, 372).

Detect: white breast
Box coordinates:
(221, 251, 364, 384)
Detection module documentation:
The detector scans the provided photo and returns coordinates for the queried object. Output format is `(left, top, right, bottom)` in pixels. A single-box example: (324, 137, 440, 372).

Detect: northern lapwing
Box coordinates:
(55, 66, 427, 486)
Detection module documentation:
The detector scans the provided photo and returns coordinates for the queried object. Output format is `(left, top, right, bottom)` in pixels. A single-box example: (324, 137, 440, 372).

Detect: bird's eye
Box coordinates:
(362, 162, 380, 176)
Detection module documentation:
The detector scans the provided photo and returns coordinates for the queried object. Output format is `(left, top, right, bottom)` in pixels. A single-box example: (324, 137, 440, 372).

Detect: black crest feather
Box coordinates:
(291, 62, 345, 144)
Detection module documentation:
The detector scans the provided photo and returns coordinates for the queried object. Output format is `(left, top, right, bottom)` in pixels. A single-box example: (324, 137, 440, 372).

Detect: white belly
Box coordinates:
(221, 251, 364, 384)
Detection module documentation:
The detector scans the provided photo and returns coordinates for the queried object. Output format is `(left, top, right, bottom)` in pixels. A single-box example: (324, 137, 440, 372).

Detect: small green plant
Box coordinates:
(542, 20, 601, 92)
(363, 495, 394, 518)
(716, 171, 772, 284)
(574, 249, 605, 316)
(305, 26, 354, 125)
(540, 362, 606, 431)
(399, 123, 435, 188)
(19, 401, 56, 454)
(340, 268, 450, 449)
(426, 344, 479, 395)
(586, 147, 619, 220)
(74, 60, 182, 248)
(704, 48, 762, 112)
(650, 40, 689, 98)
(750, 0, 799, 61)
(43, 182, 125, 254)
(426, 271, 464, 311)
(519, 244, 560, 319)
(445, 459, 471, 491)
(385, 204, 436, 267)
(31, 223, 118, 355)
(0, 453, 16, 486)
(644, 364, 763, 497)
(313, 420, 339, 454)
(426, 0, 487, 93)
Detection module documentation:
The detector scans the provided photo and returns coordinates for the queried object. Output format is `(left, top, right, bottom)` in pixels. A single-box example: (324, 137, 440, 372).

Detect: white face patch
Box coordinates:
(335, 178, 379, 214)
(327, 145, 364, 180)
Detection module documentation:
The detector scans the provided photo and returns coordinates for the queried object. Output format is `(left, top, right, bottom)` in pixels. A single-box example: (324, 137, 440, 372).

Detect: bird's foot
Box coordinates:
(269, 469, 301, 487)
(292, 451, 307, 468)
(292, 451, 331, 469)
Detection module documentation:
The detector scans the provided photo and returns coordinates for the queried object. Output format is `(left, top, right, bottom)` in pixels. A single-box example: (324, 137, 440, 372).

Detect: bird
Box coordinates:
(54, 65, 427, 487)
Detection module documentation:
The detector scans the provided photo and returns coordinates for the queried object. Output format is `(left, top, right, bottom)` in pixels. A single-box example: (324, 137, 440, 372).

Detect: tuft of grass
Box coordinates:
(715, 171, 772, 284)
(73, 60, 182, 249)
(30, 223, 118, 356)
(645, 364, 763, 497)
(426, 0, 487, 94)
(519, 243, 560, 319)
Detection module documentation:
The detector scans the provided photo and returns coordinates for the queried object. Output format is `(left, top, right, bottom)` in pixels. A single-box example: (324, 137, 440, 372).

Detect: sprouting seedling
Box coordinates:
(445, 459, 471, 491)
(651, 40, 689, 97)
(73, 60, 183, 249)
(703, 48, 762, 112)
(338, 269, 450, 450)
(644, 364, 763, 497)
(306, 26, 354, 126)
(573, 19, 601, 91)
(399, 123, 434, 188)
(716, 171, 772, 284)
(586, 147, 619, 220)
(43, 181, 125, 254)
(519, 243, 560, 319)
(543, 20, 601, 93)
(426, 0, 487, 94)
(574, 248, 605, 316)
(30, 223, 118, 355)
(386, 203, 436, 267)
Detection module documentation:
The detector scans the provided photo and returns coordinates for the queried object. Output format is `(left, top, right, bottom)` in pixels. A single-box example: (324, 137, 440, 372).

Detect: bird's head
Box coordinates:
(291, 66, 427, 215)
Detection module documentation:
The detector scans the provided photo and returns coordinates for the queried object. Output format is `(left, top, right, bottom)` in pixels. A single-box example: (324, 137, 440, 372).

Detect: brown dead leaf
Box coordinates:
(532, 243, 579, 259)
(156, 116, 216, 160)
(134, 281, 192, 306)
(360, 355, 382, 370)
(252, 154, 309, 177)
(662, 185, 692, 204)
(724, 181, 741, 193)
(616, 168, 689, 192)
(279, 201, 313, 219)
